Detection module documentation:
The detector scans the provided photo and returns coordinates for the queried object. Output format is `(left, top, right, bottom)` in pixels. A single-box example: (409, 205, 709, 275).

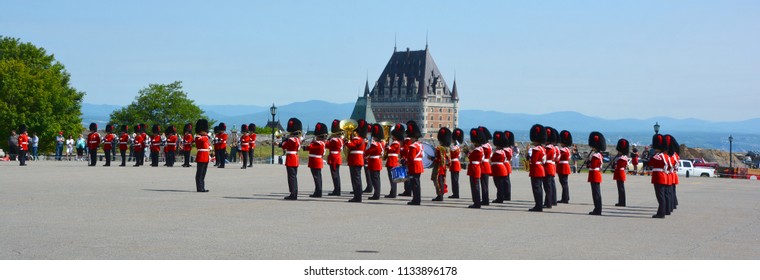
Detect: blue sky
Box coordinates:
(3, 0, 759, 121)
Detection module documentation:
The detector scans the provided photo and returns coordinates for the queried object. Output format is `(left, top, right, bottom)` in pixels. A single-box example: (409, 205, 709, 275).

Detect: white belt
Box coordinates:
(387, 153, 399, 157)
(309, 155, 322, 158)
(483, 159, 490, 163)
(286, 151, 298, 155)
(151, 144, 160, 146)
(619, 168, 625, 171)
(545, 160, 555, 164)
(471, 161, 481, 165)
(492, 162, 504, 165)
(451, 158, 459, 162)
(330, 151, 340, 154)
(651, 168, 664, 172)
(589, 168, 600, 171)
(350, 151, 364, 154)
(88, 141, 98, 143)
(368, 156, 380, 159)
(197, 149, 209, 152)
(167, 143, 176, 146)
(21, 142, 29, 145)
(241, 143, 249, 146)
(413, 158, 422, 161)
(119, 142, 128, 144)
(559, 160, 569, 164)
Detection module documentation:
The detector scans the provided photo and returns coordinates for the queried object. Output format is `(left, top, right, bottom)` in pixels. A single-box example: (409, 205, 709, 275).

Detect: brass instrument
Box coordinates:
(379, 121, 394, 159)
(338, 119, 358, 140)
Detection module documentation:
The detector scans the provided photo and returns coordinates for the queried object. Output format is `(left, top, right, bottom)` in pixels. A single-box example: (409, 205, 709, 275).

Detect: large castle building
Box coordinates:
(351, 45, 459, 139)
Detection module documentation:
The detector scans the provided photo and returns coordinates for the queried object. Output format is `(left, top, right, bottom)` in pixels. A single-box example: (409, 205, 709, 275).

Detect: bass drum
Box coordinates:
(422, 142, 436, 169)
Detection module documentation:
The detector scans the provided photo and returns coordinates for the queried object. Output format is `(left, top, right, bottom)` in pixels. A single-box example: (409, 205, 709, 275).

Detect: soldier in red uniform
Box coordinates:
(384, 123, 404, 198)
(528, 124, 547, 212)
(405, 121, 424, 205)
(326, 120, 344, 196)
(613, 139, 630, 207)
(165, 125, 178, 167)
(448, 128, 464, 199)
(102, 124, 115, 166)
(118, 125, 129, 167)
(308, 123, 328, 198)
(467, 128, 485, 208)
(248, 123, 256, 168)
(668, 136, 681, 212)
(664, 135, 678, 215)
(132, 124, 144, 167)
(587, 131, 606, 215)
(491, 131, 509, 203)
(182, 123, 193, 167)
(648, 134, 668, 218)
(139, 123, 149, 166)
(503, 131, 515, 201)
(557, 130, 573, 203)
(149, 125, 162, 167)
(239, 124, 250, 169)
(477, 127, 493, 206)
(543, 127, 558, 208)
(431, 127, 451, 202)
(281, 118, 302, 200)
(216, 123, 228, 168)
(87, 123, 101, 167)
(194, 119, 211, 192)
(399, 134, 413, 197)
(366, 124, 385, 200)
(17, 125, 29, 166)
(347, 119, 368, 202)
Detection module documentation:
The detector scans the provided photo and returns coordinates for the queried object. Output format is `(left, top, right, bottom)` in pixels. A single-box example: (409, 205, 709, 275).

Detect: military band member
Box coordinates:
(449, 128, 464, 199)
(648, 134, 668, 218)
(384, 123, 404, 198)
(239, 124, 250, 169)
(491, 131, 510, 203)
(503, 131, 515, 201)
(166, 126, 178, 167)
(281, 118, 303, 200)
(149, 124, 161, 167)
(477, 127, 493, 206)
(327, 119, 344, 196)
(102, 124, 115, 166)
(308, 123, 328, 198)
(467, 128, 485, 208)
(366, 124, 385, 200)
(347, 119, 368, 202)
(668, 136, 681, 211)
(557, 130, 573, 203)
(613, 139, 630, 207)
(543, 127, 558, 208)
(119, 125, 129, 167)
(587, 131, 606, 215)
(17, 125, 29, 166)
(528, 124, 547, 212)
(182, 123, 193, 167)
(399, 135, 413, 197)
(432, 127, 452, 202)
(194, 119, 210, 192)
(87, 123, 101, 167)
(248, 123, 256, 168)
(132, 124, 144, 167)
(139, 123, 149, 166)
(404, 121, 424, 206)
(664, 134, 677, 215)
(216, 123, 228, 168)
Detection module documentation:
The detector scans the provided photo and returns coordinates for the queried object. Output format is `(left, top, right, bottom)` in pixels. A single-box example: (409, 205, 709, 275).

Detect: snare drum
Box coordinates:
(391, 166, 410, 183)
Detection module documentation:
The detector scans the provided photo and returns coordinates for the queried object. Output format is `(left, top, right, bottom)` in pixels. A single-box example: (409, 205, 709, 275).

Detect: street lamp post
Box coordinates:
(654, 122, 660, 134)
(729, 135, 734, 172)
(270, 104, 277, 165)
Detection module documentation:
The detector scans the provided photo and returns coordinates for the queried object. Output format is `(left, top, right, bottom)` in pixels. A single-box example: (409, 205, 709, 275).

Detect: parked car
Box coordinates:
(691, 158, 720, 169)
(678, 160, 716, 177)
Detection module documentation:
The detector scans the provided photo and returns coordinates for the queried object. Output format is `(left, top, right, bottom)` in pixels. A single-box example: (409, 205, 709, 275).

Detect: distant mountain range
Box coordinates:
(82, 101, 760, 152)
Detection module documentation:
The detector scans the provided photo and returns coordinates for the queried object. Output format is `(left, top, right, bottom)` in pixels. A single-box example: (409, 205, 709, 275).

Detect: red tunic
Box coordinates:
(490, 149, 508, 177)
(449, 144, 462, 172)
(166, 134, 178, 152)
(195, 135, 211, 163)
(503, 147, 513, 175)
(18, 133, 29, 151)
(385, 140, 401, 168)
(119, 133, 129, 151)
(140, 133, 148, 149)
(587, 152, 603, 183)
(103, 133, 115, 150)
(467, 147, 483, 178)
(433, 148, 447, 175)
(307, 140, 326, 169)
(218, 132, 228, 150)
(87, 132, 101, 150)
(557, 147, 572, 175)
(649, 152, 669, 185)
(406, 141, 424, 175)
(529, 146, 546, 178)
(480, 143, 493, 175)
(613, 155, 629, 181)
(239, 134, 251, 152)
(544, 144, 557, 176)
(150, 135, 162, 152)
(213, 133, 221, 150)
(183, 133, 194, 151)
(366, 141, 384, 171)
(671, 153, 680, 185)
(346, 137, 365, 167)
(326, 137, 343, 166)
(134, 133, 145, 150)
(249, 133, 257, 149)
(281, 136, 301, 168)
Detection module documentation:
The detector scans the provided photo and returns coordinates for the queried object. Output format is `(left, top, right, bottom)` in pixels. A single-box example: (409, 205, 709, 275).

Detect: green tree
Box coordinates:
(110, 81, 211, 132)
(0, 36, 85, 153)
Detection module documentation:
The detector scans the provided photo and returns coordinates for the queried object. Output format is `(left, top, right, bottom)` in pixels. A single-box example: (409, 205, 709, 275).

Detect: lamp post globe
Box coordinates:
(654, 122, 660, 134)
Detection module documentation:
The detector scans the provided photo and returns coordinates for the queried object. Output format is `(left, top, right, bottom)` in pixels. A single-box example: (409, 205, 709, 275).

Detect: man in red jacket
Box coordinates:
(405, 121, 424, 206)
(282, 118, 302, 200)
(528, 124, 547, 212)
(384, 123, 404, 198)
(347, 119, 368, 203)
(194, 119, 211, 192)
(326, 120, 344, 196)
(491, 131, 509, 203)
(613, 139, 630, 207)
(477, 127, 493, 206)
(467, 128, 485, 208)
(87, 123, 101, 167)
(182, 123, 193, 167)
(649, 134, 669, 218)
(248, 123, 256, 168)
(118, 125, 130, 167)
(17, 125, 29, 166)
(165, 126, 178, 167)
(308, 123, 327, 198)
(216, 123, 228, 168)
(366, 124, 385, 200)
(587, 131, 606, 216)
(557, 130, 573, 203)
(543, 127, 559, 208)
(149, 125, 162, 167)
(239, 124, 251, 169)
(102, 124, 115, 166)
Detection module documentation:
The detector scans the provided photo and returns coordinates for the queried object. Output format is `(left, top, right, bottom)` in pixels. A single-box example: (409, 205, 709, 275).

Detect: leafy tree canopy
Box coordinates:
(109, 81, 212, 132)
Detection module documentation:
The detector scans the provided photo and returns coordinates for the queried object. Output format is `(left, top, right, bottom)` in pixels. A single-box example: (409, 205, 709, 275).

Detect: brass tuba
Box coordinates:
(338, 119, 358, 140)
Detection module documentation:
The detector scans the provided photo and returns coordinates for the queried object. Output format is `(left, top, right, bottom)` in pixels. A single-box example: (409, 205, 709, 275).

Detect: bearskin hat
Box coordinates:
(167, 125, 176, 134)
(529, 124, 546, 144)
(665, 134, 679, 156)
(195, 119, 209, 134)
(331, 119, 341, 133)
(616, 138, 630, 155)
(19, 124, 27, 133)
(651, 134, 664, 151)
(249, 123, 256, 133)
(452, 128, 464, 145)
(152, 124, 160, 134)
(89, 122, 97, 132)
(559, 130, 573, 147)
(105, 124, 113, 133)
(588, 131, 607, 151)
(241, 124, 248, 133)
(493, 130, 508, 148)
(437, 127, 452, 146)
(139, 123, 147, 133)
(545, 127, 559, 144)
(503, 130, 515, 147)
(121, 125, 128, 133)
(314, 122, 328, 136)
(371, 123, 384, 141)
(286, 118, 302, 134)
(355, 119, 369, 138)
(218, 122, 226, 131)
(184, 123, 192, 133)
(479, 126, 492, 141)
(470, 127, 485, 144)
(406, 121, 422, 139)
(669, 135, 680, 155)
(134, 124, 141, 133)
(391, 123, 405, 141)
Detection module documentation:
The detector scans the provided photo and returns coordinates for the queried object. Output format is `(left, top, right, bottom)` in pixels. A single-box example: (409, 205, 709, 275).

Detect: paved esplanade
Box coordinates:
(2, 161, 759, 259)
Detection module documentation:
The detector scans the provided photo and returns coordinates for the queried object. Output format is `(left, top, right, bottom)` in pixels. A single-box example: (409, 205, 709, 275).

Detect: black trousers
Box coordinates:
(550, 175, 557, 205)
(409, 173, 421, 204)
(494, 176, 507, 201)
(590, 182, 602, 214)
(558, 174, 570, 202)
(311, 168, 322, 196)
(183, 150, 191, 166)
(195, 162, 208, 192)
(104, 149, 112, 165)
(654, 184, 666, 216)
(248, 149, 254, 167)
(134, 149, 142, 166)
(504, 174, 512, 200)
(167, 150, 176, 166)
(479, 174, 490, 203)
(450, 171, 460, 197)
(470, 176, 481, 207)
(120, 149, 126, 166)
(150, 150, 159, 166)
(218, 149, 226, 168)
(616, 180, 626, 206)
(18, 150, 26, 165)
(350, 166, 362, 201)
(370, 170, 381, 198)
(664, 185, 672, 215)
(531, 177, 544, 210)
(363, 165, 372, 192)
(386, 167, 397, 196)
(330, 164, 341, 193)
(543, 176, 555, 207)
(673, 185, 679, 208)
(287, 166, 298, 197)
(402, 179, 411, 195)
(89, 148, 97, 166)
(241, 150, 248, 168)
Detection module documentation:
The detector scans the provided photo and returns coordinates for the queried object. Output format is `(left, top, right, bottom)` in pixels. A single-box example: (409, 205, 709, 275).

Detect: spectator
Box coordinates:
(55, 132, 65, 161)
(631, 146, 639, 175)
(31, 132, 39, 160)
(8, 130, 18, 161)
(66, 135, 75, 160)
(571, 145, 581, 173)
(76, 134, 86, 161)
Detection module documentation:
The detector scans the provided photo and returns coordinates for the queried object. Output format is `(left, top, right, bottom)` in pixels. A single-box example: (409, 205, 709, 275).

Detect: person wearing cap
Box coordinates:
(182, 123, 194, 167)
(432, 127, 451, 202)
(55, 131, 65, 161)
(557, 131, 573, 203)
(667, 135, 681, 213)
(467, 128, 485, 208)
(543, 127, 559, 208)
(366, 124, 385, 200)
(308, 123, 328, 198)
(165, 126, 178, 167)
(613, 139, 631, 207)
(216, 123, 228, 168)
(384, 123, 404, 198)
(86, 123, 101, 166)
(491, 131, 511, 203)
(449, 128, 464, 199)
(194, 119, 211, 192)
(281, 118, 303, 200)
(133, 124, 145, 167)
(587, 131, 606, 215)
(346, 119, 368, 203)
(239, 124, 251, 169)
(149, 125, 162, 167)
(648, 134, 669, 218)
(102, 124, 116, 166)
(477, 127, 493, 206)
(17, 126, 29, 166)
(326, 119, 344, 196)
(528, 124, 547, 212)
(118, 125, 130, 167)
(404, 121, 424, 206)
(248, 123, 257, 168)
